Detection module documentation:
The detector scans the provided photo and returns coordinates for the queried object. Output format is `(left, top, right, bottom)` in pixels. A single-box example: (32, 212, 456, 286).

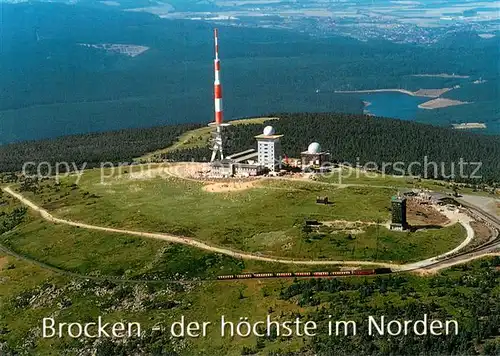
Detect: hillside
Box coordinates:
(164, 113, 500, 183)
(0, 190, 499, 354)
(2, 113, 500, 184)
(0, 123, 202, 174)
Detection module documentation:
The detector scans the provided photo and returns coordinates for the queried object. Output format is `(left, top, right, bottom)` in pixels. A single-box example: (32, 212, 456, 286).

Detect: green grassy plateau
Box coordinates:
(0, 124, 496, 354)
(11, 165, 466, 263)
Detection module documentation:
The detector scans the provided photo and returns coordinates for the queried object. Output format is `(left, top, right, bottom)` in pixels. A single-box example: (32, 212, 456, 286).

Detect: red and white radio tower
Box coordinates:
(209, 28, 230, 162)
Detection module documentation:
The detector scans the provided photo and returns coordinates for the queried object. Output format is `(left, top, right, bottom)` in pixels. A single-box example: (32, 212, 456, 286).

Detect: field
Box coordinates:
(314, 167, 454, 191)
(314, 167, 500, 199)
(2, 188, 369, 286)
(0, 249, 309, 355)
(10, 164, 466, 263)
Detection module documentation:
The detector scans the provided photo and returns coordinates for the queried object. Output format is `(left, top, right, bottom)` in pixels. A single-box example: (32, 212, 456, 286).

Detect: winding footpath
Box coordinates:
(2, 186, 498, 275)
(2, 187, 397, 269)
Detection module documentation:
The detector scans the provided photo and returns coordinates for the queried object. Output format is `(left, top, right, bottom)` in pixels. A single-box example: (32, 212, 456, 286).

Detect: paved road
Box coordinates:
(4, 186, 497, 274)
(400, 207, 476, 271)
(419, 197, 500, 271)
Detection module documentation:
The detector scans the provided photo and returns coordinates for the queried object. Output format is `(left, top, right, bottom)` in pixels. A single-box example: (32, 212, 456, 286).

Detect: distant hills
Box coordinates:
(0, 2, 498, 144)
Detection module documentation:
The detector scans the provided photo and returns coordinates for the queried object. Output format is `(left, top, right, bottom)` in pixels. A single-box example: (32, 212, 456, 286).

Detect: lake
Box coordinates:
(361, 92, 429, 121)
(361, 92, 500, 135)
(1, 90, 497, 144)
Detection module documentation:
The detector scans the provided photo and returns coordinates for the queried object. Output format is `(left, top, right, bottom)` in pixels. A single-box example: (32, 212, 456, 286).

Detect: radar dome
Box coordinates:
(307, 142, 321, 154)
(263, 126, 275, 136)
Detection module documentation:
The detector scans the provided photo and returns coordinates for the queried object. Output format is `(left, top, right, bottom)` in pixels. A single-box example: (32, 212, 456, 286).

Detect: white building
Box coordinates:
(301, 142, 330, 169)
(209, 124, 284, 177)
(255, 126, 283, 173)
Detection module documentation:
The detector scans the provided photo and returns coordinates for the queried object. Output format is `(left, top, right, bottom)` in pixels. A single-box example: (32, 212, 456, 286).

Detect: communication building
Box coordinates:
(209, 125, 284, 177)
(301, 142, 330, 169)
(254, 126, 283, 173)
(390, 195, 408, 231)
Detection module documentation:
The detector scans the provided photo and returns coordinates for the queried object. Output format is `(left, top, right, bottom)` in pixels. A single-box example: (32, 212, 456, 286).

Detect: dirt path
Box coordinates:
(2, 187, 493, 272)
(202, 181, 260, 193)
(3, 187, 397, 269)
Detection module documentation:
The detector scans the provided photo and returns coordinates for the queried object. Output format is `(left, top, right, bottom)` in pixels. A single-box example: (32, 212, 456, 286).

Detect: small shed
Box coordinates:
(316, 196, 329, 205)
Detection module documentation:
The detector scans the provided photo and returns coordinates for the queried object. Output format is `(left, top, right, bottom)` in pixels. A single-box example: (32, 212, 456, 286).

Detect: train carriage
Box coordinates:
(217, 268, 390, 280)
(235, 274, 253, 279)
(313, 271, 329, 276)
(294, 272, 312, 277)
(253, 273, 274, 278)
(276, 272, 293, 277)
(352, 269, 375, 275)
(217, 275, 234, 279)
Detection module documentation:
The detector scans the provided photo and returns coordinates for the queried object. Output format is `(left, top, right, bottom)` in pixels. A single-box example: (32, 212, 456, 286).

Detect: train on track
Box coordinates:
(217, 268, 392, 280)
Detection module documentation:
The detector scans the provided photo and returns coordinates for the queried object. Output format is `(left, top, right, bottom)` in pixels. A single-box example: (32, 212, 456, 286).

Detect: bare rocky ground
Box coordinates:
(460, 194, 500, 219)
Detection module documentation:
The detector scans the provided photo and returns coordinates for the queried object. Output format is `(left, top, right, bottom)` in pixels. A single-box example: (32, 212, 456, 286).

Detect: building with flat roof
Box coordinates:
(209, 125, 284, 177)
(255, 126, 283, 173)
(390, 195, 408, 231)
(210, 158, 265, 178)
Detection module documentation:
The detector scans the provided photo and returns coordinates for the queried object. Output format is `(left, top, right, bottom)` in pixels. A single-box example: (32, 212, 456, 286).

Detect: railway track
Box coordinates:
(417, 197, 500, 271)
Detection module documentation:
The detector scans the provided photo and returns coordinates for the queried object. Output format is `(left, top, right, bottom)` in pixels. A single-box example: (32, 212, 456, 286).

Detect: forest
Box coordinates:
(165, 113, 500, 184)
(0, 123, 201, 173)
(2, 112, 500, 184)
(1, 255, 497, 355)
(1, 3, 498, 143)
(272, 258, 500, 356)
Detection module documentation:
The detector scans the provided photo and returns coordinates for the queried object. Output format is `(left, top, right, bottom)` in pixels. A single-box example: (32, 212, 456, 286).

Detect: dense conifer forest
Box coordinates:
(165, 113, 500, 183)
(1, 3, 498, 143)
(0, 123, 201, 173)
(275, 258, 500, 356)
(1, 113, 500, 183)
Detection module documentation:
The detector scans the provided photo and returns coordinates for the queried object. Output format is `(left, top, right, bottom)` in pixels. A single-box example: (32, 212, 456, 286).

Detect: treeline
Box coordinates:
(0, 123, 201, 173)
(2, 112, 500, 183)
(0, 206, 27, 235)
(165, 113, 500, 183)
(274, 258, 500, 355)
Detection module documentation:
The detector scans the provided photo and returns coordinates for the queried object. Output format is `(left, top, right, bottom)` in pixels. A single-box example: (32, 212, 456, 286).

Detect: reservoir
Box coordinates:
(361, 92, 429, 121)
(361, 92, 499, 135)
(1, 90, 497, 143)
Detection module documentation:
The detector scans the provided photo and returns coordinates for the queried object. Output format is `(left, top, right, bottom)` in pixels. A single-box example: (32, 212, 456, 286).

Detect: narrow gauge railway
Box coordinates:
(217, 268, 392, 280)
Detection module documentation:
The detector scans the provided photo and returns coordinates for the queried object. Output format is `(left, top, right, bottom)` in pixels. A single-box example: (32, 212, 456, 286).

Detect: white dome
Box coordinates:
(308, 142, 321, 154)
(263, 126, 275, 136)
